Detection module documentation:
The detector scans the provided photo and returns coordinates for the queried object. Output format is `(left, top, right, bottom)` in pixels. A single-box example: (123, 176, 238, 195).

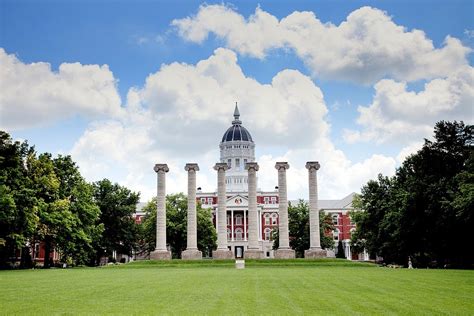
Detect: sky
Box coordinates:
(1, 0, 473, 202)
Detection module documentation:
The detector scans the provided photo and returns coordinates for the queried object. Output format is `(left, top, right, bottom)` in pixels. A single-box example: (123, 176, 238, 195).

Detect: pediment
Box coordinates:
(226, 194, 248, 207)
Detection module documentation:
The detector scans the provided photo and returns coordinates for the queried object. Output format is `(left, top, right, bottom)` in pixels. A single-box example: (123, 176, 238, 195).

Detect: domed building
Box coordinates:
(197, 104, 280, 258)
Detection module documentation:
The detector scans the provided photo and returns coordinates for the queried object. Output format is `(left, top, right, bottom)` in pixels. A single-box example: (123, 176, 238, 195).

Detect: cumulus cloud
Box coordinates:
(71, 49, 396, 201)
(0, 48, 122, 131)
(172, 5, 471, 84)
(343, 66, 474, 144)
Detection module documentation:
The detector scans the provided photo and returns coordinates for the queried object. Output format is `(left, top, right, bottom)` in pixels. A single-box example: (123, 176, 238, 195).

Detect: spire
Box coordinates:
(232, 102, 241, 125)
(234, 102, 240, 120)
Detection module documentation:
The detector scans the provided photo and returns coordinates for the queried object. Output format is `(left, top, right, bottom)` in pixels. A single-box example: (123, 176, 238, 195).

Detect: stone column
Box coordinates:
(304, 161, 327, 258)
(150, 164, 171, 260)
(274, 162, 295, 259)
(244, 162, 263, 259)
(212, 163, 233, 259)
(182, 163, 202, 260)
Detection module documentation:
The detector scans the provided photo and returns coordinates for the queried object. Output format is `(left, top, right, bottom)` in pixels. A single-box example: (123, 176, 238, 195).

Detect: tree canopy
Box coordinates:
(351, 121, 473, 268)
(140, 193, 217, 258)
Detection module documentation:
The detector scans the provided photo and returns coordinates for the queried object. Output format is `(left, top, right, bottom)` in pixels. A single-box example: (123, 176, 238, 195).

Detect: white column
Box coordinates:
(307, 161, 321, 249)
(246, 162, 259, 250)
(214, 163, 229, 250)
(185, 163, 199, 250)
(154, 164, 169, 251)
(275, 162, 290, 249)
(231, 209, 234, 241)
(244, 210, 247, 241)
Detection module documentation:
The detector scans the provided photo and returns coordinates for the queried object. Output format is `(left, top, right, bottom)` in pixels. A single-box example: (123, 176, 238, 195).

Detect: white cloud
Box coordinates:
(344, 66, 474, 144)
(0, 48, 122, 131)
(172, 5, 471, 84)
(71, 49, 397, 201)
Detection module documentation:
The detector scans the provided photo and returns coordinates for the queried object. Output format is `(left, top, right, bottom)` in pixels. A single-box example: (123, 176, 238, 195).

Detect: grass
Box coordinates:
(1, 259, 473, 315)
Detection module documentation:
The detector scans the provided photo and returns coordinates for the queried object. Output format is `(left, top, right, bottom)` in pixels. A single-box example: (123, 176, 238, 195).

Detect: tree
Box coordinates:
(0, 131, 38, 268)
(141, 193, 217, 258)
(351, 121, 473, 267)
(272, 200, 334, 257)
(93, 179, 140, 264)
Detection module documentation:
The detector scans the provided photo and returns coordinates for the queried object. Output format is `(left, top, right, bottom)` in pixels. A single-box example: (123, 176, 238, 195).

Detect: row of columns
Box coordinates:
(150, 161, 326, 260)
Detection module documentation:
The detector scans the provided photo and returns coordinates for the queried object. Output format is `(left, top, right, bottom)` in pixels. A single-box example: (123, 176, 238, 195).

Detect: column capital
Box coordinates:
(275, 162, 290, 171)
(305, 161, 320, 171)
(185, 163, 199, 172)
(213, 163, 229, 172)
(154, 163, 169, 173)
(245, 162, 259, 171)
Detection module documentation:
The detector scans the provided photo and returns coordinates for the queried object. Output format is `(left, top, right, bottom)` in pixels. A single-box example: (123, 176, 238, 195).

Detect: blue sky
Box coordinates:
(1, 0, 473, 201)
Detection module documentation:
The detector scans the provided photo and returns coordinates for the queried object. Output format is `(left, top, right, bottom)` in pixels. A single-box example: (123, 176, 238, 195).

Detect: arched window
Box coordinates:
(235, 228, 243, 241)
(264, 213, 270, 225)
(333, 228, 340, 241)
(271, 213, 278, 225)
(264, 228, 271, 241)
(332, 214, 339, 225)
(235, 214, 242, 225)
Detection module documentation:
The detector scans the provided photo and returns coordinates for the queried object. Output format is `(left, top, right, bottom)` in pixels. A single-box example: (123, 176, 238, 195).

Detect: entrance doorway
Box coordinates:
(235, 246, 244, 258)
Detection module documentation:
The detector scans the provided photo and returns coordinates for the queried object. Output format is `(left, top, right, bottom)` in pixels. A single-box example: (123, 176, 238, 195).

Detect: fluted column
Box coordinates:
(212, 163, 234, 259)
(150, 164, 171, 260)
(244, 162, 263, 259)
(182, 163, 202, 260)
(305, 161, 327, 258)
(275, 162, 295, 259)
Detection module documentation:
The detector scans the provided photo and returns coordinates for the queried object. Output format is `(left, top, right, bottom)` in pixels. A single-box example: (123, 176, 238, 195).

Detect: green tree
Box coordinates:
(0, 131, 38, 268)
(52, 156, 102, 266)
(272, 200, 334, 257)
(351, 121, 473, 267)
(141, 193, 217, 258)
(93, 179, 140, 263)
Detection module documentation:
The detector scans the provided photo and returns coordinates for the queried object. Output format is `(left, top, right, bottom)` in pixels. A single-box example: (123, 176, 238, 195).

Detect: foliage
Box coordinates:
(272, 199, 334, 257)
(92, 179, 140, 263)
(351, 121, 473, 267)
(141, 193, 217, 258)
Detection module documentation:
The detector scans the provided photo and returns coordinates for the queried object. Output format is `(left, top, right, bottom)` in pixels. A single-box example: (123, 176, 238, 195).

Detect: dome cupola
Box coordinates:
(221, 104, 253, 143)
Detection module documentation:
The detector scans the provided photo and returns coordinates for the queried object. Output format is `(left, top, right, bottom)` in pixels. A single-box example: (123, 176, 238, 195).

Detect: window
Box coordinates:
(235, 158, 240, 169)
(264, 228, 271, 241)
(333, 228, 340, 241)
(235, 214, 242, 225)
(235, 228, 243, 241)
(227, 215, 230, 225)
(271, 213, 278, 225)
(227, 228, 231, 241)
(227, 159, 231, 168)
(264, 213, 270, 225)
(332, 214, 339, 225)
(207, 197, 213, 204)
(244, 159, 247, 167)
(200, 198, 206, 204)
(264, 197, 269, 204)
(271, 196, 277, 204)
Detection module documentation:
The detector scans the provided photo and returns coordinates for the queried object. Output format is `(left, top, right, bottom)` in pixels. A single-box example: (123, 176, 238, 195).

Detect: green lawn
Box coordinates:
(1, 259, 473, 315)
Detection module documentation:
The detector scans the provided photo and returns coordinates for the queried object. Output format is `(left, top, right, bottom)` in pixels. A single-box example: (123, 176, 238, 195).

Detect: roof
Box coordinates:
(289, 192, 356, 210)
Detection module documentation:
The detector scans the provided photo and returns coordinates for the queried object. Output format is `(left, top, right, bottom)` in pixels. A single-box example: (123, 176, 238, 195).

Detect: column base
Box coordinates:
(304, 248, 327, 259)
(275, 248, 296, 259)
(244, 249, 264, 259)
(150, 249, 172, 260)
(212, 249, 234, 260)
(181, 249, 202, 260)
